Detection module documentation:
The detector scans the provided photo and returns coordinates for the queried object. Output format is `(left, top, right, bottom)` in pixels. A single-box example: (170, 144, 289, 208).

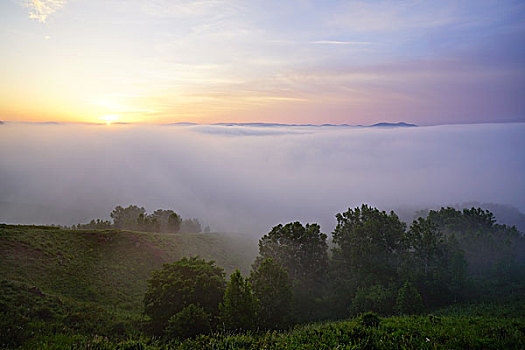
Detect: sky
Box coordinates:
(1, 122, 524, 233)
(1, 0, 524, 125)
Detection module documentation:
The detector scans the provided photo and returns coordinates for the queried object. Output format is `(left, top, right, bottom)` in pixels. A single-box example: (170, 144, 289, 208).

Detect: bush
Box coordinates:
(165, 304, 211, 339)
(360, 312, 381, 328)
(143, 257, 225, 335)
(351, 284, 395, 315)
(395, 282, 424, 315)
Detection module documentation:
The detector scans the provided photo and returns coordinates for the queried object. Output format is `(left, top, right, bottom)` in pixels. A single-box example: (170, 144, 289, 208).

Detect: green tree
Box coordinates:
(401, 216, 467, 307)
(151, 209, 181, 233)
(395, 282, 424, 315)
(110, 205, 145, 230)
(164, 304, 211, 339)
(136, 213, 160, 232)
(332, 205, 406, 286)
(351, 284, 396, 315)
(220, 270, 258, 331)
(427, 207, 523, 279)
(76, 219, 112, 230)
(254, 222, 328, 283)
(180, 218, 202, 233)
(143, 257, 225, 335)
(250, 258, 292, 329)
(404, 217, 445, 275)
(167, 212, 182, 233)
(254, 222, 329, 322)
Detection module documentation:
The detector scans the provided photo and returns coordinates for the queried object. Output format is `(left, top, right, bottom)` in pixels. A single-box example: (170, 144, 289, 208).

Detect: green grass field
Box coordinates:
(0, 224, 257, 312)
(1, 224, 524, 349)
(168, 314, 525, 350)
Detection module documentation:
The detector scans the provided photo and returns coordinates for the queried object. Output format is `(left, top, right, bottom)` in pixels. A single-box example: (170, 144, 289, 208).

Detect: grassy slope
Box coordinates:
(171, 315, 525, 349)
(11, 304, 524, 349)
(1, 224, 524, 349)
(0, 224, 257, 312)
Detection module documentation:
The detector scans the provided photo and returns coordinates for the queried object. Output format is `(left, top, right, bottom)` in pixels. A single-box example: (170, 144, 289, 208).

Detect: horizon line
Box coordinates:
(2, 120, 525, 128)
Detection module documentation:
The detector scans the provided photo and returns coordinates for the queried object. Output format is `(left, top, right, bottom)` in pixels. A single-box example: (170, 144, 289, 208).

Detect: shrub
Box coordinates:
(351, 284, 395, 315)
(360, 312, 381, 328)
(395, 282, 424, 315)
(143, 257, 225, 335)
(165, 304, 211, 339)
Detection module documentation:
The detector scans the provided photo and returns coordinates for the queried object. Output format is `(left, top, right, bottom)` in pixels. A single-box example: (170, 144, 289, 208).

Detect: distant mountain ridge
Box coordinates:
(4, 120, 419, 127)
(195, 122, 417, 128)
(368, 122, 417, 128)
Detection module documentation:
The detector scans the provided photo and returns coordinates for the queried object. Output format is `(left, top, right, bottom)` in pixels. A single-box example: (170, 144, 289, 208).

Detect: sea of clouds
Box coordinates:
(1, 122, 524, 234)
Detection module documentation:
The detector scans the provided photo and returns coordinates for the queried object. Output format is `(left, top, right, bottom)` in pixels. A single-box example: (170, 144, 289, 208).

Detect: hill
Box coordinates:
(368, 122, 417, 127)
(1, 224, 524, 349)
(0, 224, 257, 312)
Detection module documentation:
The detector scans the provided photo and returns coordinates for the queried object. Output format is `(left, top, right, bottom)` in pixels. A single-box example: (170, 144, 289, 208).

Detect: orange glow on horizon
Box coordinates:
(99, 114, 120, 125)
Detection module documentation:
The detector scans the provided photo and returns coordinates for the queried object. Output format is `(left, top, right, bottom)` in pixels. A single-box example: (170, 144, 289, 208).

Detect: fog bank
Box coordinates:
(1, 123, 524, 234)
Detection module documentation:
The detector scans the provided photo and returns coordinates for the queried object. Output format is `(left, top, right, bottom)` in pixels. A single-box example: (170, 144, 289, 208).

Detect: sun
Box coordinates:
(99, 114, 120, 125)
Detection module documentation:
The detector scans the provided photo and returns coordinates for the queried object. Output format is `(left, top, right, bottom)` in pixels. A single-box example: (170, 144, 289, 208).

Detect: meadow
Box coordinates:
(1, 223, 524, 349)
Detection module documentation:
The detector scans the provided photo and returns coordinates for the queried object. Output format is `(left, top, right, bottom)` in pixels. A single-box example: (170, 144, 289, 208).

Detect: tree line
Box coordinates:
(143, 204, 525, 338)
(73, 205, 209, 233)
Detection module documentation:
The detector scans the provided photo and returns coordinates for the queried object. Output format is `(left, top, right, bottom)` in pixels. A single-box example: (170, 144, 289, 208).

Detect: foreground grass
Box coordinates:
(2, 278, 523, 349)
(174, 316, 524, 350)
(16, 313, 525, 349)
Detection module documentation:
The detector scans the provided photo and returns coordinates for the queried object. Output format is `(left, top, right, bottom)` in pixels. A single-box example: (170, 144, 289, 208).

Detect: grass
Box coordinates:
(0, 224, 258, 349)
(8, 309, 524, 349)
(0, 224, 257, 313)
(170, 314, 525, 349)
(1, 224, 524, 349)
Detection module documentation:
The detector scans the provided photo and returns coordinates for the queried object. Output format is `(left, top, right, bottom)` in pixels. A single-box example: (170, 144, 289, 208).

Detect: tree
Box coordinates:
(395, 282, 424, 315)
(75, 219, 112, 230)
(220, 270, 258, 331)
(151, 209, 181, 233)
(426, 207, 523, 283)
(254, 222, 329, 323)
(167, 213, 182, 233)
(180, 218, 202, 233)
(351, 284, 396, 315)
(108, 205, 184, 233)
(254, 222, 328, 285)
(250, 258, 292, 329)
(136, 213, 160, 232)
(165, 304, 211, 339)
(143, 257, 225, 335)
(110, 205, 145, 230)
(403, 217, 447, 274)
(332, 205, 406, 286)
(401, 216, 467, 307)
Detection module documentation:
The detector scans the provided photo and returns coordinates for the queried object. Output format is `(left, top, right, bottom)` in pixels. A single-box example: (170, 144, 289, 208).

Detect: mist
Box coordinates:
(1, 122, 524, 234)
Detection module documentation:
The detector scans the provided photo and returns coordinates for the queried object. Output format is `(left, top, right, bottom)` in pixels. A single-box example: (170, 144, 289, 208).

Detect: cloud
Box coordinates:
(329, 0, 460, 33)
(23, 0, 67, 23)
(186, 125, 311, 136)
(0, 123, 524, 235)
(142, 0, 243, 20)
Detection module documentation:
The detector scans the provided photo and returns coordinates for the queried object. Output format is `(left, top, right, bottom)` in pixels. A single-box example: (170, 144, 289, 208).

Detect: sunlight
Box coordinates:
(99, 114, 120, 125)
